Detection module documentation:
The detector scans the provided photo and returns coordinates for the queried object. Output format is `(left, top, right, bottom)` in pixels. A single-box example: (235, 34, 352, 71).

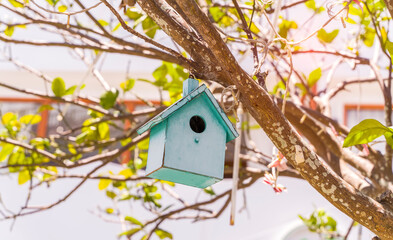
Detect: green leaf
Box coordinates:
(152, 64, 168, 86)
(64, 85, 77, 96)
(386, 41, 393, 63)
(167, 81, 182, 103)
(75, 131, 88, 144)
(58, 5, 67, 12)
(52, 77, 66, 97)
(2, 112, 17, 125)
(133, 15, 146, 28)
(160, 180, 175, 186)
(15, 24, 26, 29)
(112, 181, 125, 189)
(98, 19, 109, 26)
(46, 0, 59, 6)
(18, 170, 30, 185)
(120, 138, 131, 146)
(294, 83, 306, 97)
(30, 137, 50, 149)
(141, 17, 159, 38)
(305, 0, 325, 13)
(203, 186, 216, 195)
(0, 144, 14, 162)
(119, 227, 142, 237)
(87, 110, 103, 118)
(278, 19, 297, 38)
(98, 123, 110, 140)
(209, 7, 225, 22)
(348, 4, 363, 16)
(155, 229, 173, 239)
(308, 68, 322, 87)
(154, 193, 161, 199)
(361, 27, 376, 47)
(210, 7, 233, 27)
(141, 234, 148, 240)
(316, 208, 325, 217)
(299, 214, 312, 228)
(8, 150, 25, 172)
(38, 104, 54, 113)
(317, 29, 339, 43)
(384, 131, 393, 149)
(4, 26, 15, 37)
(126, 8, 143, 20)
(106, 208, 114, 214)
(119, 168, 133, 178)
(345, 17, 357, 24)
(125, 216, 144, 226)
(271, 81, 286, 95)
(112, 22, 121, 32)
(120, 78, 135, 92)
(343, 119, 391, 147)
(137, 137, 150, 150)
(381, 27, 388, 48)
(99, 89, 119, 109)
(20, 114, 41, 125)
(98, 179, 111, 190)
(8, 0, 24, 7)
(106, 190, 116, 199)
(305, 0, 316, 9)
(249, 22, 260, 34)
(325, 216, 337, 232)
(175, 66, 188, 79)
(47, 166, 57, 174)
(68, 143, 77, 154)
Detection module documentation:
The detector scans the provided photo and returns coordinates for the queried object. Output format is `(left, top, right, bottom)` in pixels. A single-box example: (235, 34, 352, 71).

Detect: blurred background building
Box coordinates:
(0, 68, 381, 240)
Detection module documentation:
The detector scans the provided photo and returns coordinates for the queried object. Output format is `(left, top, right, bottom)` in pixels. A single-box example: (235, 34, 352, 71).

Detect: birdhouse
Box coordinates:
(137, 78, 238, 188)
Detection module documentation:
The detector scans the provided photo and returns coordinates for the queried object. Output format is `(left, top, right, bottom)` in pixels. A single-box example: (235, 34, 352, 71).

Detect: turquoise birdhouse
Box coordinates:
(137, 78, 238, 188)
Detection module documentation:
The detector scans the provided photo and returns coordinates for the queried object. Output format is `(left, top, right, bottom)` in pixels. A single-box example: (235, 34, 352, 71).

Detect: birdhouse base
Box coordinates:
(147, 167, 221, 189)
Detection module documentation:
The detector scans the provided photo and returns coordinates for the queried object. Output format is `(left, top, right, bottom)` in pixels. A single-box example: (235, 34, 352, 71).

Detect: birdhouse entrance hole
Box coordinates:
(189, 115, 205, 133)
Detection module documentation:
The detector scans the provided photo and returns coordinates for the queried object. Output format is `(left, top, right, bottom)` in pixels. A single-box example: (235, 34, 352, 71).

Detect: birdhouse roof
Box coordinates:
(137, 84, 238, 142)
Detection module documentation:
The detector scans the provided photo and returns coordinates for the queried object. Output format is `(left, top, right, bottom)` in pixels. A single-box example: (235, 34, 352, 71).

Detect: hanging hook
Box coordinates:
(189, 72, 196, 79)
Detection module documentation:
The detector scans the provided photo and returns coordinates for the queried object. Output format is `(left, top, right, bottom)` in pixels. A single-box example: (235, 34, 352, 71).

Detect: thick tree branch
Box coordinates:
(165, 1, 393, 237)
(174, 0, 241, 79)
(383, 0, 393, 18)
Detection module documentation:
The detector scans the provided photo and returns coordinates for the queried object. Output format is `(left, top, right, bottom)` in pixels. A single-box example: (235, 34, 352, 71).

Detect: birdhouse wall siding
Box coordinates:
(145, 120, 167, 175)
(164, 95, 226, 179)
(148, 167, 221, 189)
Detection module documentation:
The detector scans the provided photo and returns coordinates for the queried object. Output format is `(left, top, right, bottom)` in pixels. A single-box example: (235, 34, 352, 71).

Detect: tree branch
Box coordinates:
(0, 137, 66, 167)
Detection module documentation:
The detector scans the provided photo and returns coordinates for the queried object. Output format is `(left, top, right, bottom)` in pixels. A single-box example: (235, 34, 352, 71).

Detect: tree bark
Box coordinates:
(384, 0, 393, 19)
(137, 0, 393, 238)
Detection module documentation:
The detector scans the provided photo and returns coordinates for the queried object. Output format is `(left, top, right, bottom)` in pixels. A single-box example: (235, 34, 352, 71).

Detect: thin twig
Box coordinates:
(30, 0, 102, 16)
(231, 0, 259, 72)
(99, 0, 186, 60)
(344, 220, 355, 240)
(0, 137, 65, 166)
(0, 81, 111, 116)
